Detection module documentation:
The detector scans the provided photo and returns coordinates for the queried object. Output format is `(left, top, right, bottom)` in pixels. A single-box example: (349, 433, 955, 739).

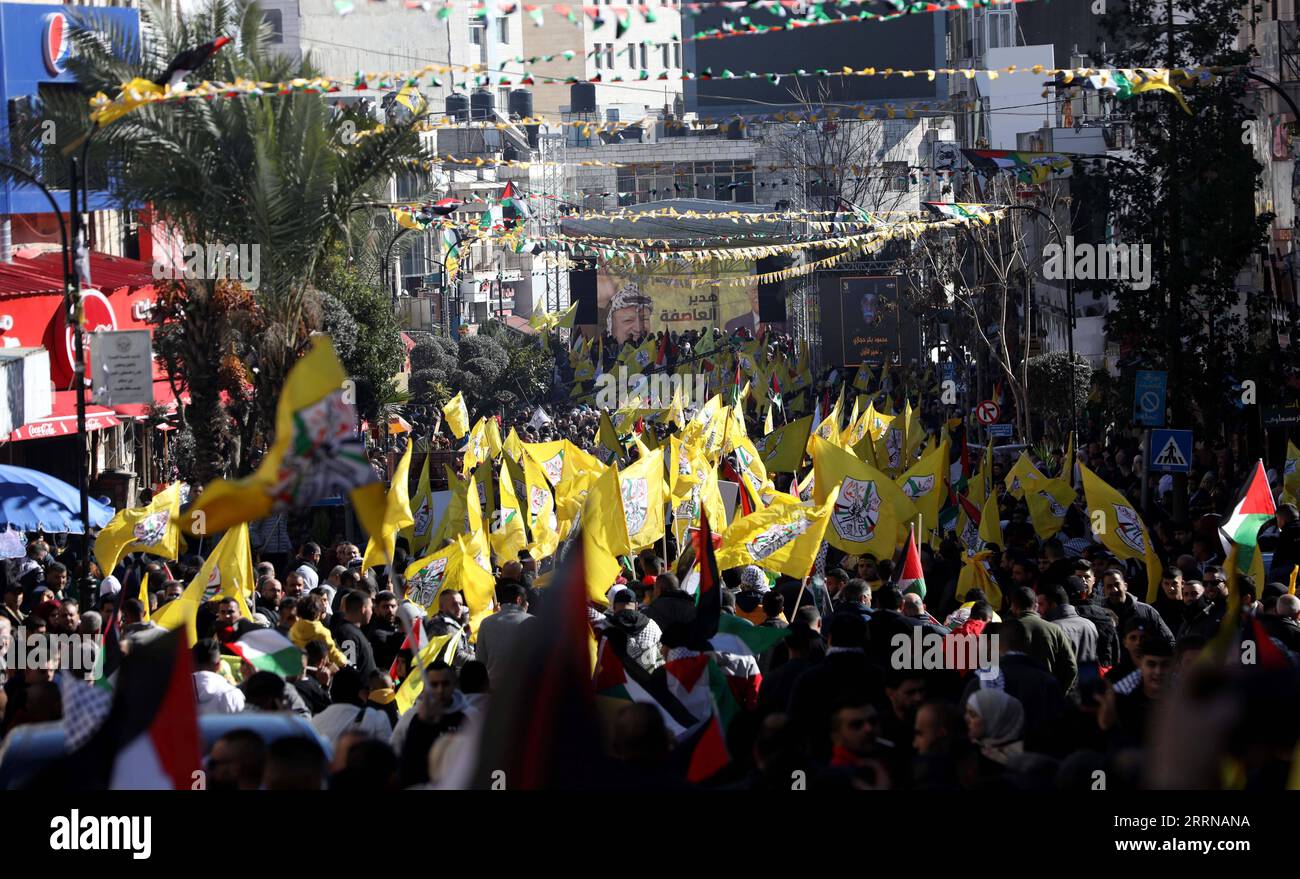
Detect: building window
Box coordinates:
(661, 42, 670, 68)
(594, 43, 603, 70)
(264, 9, 284, 44)
(672, 41, 681, 69)
(606, 44, 615, 68)
(469, 21, 484, 45)
(639, 43, 648, 70)
(885, 162, 909, 191)
(496, 16, 509, 43)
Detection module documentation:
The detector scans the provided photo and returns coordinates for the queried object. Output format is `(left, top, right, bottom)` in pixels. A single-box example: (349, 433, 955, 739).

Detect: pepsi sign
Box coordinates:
(42, 13, 70, 75)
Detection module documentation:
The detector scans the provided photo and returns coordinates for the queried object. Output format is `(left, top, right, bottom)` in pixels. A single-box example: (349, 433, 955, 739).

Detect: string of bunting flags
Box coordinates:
(89, 64, 1207, 127)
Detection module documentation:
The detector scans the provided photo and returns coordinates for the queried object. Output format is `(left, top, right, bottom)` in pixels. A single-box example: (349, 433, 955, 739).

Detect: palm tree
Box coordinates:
(32, 0, 430, 484)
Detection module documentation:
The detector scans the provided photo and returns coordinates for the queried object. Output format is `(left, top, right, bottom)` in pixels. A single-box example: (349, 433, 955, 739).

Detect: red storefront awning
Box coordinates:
(8, 390, 121, 443)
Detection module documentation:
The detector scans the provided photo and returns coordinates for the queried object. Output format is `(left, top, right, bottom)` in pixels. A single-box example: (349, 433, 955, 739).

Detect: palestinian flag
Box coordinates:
(769, 371, 783, 413)
(1221, 460, 1276, 582)
(500, 181, 532, 226)
(708, 613, 788, 707)
(922, 201, 996, 221)
(898, 525, 926, 598)
(92, 604, 124, 692)
(596, 637, 700, 739)
(60, 629, 202, 789)
(661, 647, 733, 783)
(229, 628, 303, 677)
(691, 509, 723, 646)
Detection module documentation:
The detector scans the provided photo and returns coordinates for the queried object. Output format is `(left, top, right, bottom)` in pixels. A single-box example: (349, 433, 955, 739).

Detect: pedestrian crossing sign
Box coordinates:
(1149, 429, 1192, 473)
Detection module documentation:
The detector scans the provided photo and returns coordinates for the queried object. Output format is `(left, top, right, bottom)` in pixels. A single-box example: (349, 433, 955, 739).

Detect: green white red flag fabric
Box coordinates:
(229, 628, 303, 678)
(1221, 460, 1275, 583)
(898, 525, 926, 597)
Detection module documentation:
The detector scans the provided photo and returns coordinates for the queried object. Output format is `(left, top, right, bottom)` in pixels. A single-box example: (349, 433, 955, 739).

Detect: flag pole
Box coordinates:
(791, 574, 810, 616)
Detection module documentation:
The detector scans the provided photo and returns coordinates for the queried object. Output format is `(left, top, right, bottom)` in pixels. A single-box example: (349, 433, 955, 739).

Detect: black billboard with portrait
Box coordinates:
(819, 275, 906, 367)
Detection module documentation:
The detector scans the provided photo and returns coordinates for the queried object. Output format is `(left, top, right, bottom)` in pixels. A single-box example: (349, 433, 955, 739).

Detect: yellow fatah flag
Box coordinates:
(668, 435, 698, 496)
(138, 572, 150, 621)
(503, 427, 525, 464)
(1079, 463, 1163, 604)
(492, 454, 531, 561)
(872, 419, 906, 476)
(957, 550, 1003, 610)
(430, 466, 469, 550)
(1284, 440, 1300, 504)
(94, 482, 185, 576)
(902, 400, 924, 463)
(763, 404, 775, 436)
(1024, 477, 1076, 540)
(89, 77, 165, 127)
(153, 524, 255, 646)
(519, 450, 560, 560)
(188, 337, 386, 543)
(362, 443, 415, 570)
(394, 628, 460, 716)
(979, 489, 1003, 549)
(897, 439, 948, 541)
(811, 435, 917, 558)
(443, 392, 470, 439)
(620, 449, 667, 550)
(404, 452, 434, 553)
(581, 464, 632, 605)
(1004, 452, 1047, 499)
(461, 418, 492, 475)
(717, 488, 839, 578)
(734, 436, 769, 513)
(598, 410, 627, 463)
(807, 392, 845, 456)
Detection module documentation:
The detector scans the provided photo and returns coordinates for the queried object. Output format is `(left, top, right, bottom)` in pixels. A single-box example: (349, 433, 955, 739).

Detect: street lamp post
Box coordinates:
(0, 158, 87, 583)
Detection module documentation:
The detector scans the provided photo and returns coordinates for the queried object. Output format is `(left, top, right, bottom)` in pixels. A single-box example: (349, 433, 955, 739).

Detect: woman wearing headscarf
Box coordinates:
(963, 689, 1026, 786)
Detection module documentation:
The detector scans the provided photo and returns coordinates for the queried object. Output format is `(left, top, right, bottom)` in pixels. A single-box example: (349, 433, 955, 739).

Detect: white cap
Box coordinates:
(98, 575, 122, 598)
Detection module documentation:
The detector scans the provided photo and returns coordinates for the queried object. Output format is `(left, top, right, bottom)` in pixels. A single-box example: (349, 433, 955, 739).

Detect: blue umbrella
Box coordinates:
(0, 464, 114, 534)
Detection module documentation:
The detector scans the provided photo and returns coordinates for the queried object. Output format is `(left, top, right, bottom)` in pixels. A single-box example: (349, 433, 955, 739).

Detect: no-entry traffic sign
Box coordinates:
(975, 400, 1001, 425)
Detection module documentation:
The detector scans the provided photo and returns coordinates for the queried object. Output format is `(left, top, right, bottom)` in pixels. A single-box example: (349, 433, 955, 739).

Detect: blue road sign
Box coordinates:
(1149, 429, 1192, 473)
(988, 423, 1014, 438)
(1134, 370, 1167, 427)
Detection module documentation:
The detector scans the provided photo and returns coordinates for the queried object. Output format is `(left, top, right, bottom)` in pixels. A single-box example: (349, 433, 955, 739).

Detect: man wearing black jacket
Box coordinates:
(1103, 567, 1174, 647)
(332, 590, 378, 680)
(642, 572, 696, 635)
(1067, 575, 1120, 669)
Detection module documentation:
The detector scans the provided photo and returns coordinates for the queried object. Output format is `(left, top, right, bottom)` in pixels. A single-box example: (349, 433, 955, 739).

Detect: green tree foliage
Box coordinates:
(1101, 0, 1272, 436)
(1026, 353, 1091, 441)
(311, 252, 407, 425)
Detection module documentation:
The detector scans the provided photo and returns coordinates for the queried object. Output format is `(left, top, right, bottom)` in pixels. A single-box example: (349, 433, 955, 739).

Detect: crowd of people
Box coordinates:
(2, 328, 1299, 791)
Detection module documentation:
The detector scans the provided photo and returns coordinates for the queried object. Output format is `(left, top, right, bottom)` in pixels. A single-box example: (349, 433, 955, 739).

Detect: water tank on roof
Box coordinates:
(508, 88, 534, 120)
(470, 87, 495, 120)
(445, 92, 470, 123)
(570, 82, 597, 114)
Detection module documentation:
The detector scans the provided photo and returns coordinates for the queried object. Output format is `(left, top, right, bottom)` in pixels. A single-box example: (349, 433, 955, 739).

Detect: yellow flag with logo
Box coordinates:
(839, 398, 860, 447)
(430, 466, 468, 550)
(1004, 452, 1047, 499)
(1025, 477, 1076, 540)
(581, 463, 631, 605)
(153, 524, 254, 646)
(490, 462, 529, 562)
(756, 414, 812, 474)
(1284, 440, 1300, 505)
(957, 550, 1003, 610)
(139, 573, 151, 623)
(394, 628, 460, 716)
(620, 450, 667, 550)
(94, 481, 185, 576)
(362, 443, 415, 570)
(734, 436, 769, 513)
(442, 392, 470, 439)
(717, 488, 838, 578)
(187, 337, 386, 542)
(896, 439, 948, 540)
(979, 489, 1003, 549)
(1080, 463, 1163, 603)
(518, 449, 560, 559)
(812, 435, 917, 558)
(404, 452, 434, 553)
